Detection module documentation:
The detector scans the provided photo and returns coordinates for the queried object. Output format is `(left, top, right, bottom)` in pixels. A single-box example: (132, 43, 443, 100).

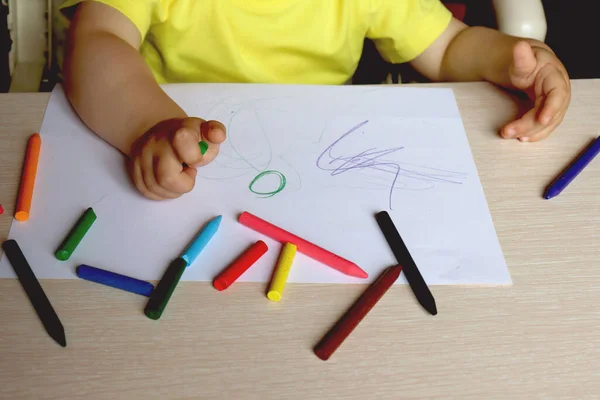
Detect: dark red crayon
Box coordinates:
(314, 264, 402, 361)
(213, 240, 268, 291)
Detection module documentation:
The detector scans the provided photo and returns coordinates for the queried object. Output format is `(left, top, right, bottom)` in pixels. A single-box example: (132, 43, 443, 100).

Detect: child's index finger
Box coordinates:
(538, 66, 569, 125)
(539, 88, 566, 126)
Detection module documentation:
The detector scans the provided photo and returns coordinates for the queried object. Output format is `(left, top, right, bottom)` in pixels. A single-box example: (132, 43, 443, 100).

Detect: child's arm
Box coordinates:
(411, 18, 570, 143)
(64, 2, 182, 154)
(64, 2, 225, 200)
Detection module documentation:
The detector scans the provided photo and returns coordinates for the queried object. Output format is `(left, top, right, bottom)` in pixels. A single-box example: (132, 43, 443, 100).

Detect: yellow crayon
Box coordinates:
(267, 242, 297, 302)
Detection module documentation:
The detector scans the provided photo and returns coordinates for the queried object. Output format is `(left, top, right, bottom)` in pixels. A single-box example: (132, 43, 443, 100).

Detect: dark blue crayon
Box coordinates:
(76, 265, 155, 297)
(544, 135, 600, 199)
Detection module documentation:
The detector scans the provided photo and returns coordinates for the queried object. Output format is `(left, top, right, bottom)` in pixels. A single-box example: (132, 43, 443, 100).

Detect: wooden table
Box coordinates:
(1, 81, 599, 400)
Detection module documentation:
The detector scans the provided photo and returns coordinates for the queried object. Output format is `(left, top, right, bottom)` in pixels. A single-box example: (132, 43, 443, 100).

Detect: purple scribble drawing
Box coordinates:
(316, 120, 467, 209)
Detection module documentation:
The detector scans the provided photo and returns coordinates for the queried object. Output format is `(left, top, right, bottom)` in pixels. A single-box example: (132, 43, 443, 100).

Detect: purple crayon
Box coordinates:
(544, 136, 600, 199)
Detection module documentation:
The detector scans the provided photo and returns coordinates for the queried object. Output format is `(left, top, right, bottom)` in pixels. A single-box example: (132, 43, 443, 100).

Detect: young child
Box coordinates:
(61, 0, 570, 200)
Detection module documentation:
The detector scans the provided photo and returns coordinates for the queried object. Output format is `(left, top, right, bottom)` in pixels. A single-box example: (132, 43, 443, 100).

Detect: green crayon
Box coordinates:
(55, 207, 97, 261)
(199, 141, 208, 155)
(182, 142, 209, 168)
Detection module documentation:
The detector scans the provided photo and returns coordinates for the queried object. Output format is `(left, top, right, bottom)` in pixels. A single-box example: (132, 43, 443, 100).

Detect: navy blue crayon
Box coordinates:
(544, 136, 600, 199)
(76, 265, 155, 297)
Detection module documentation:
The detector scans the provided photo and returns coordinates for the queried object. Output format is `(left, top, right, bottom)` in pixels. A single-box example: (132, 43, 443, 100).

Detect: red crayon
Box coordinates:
(314, 264, 402, 361)
(213, 240, 269, 291)
(238, 212, 368, 279)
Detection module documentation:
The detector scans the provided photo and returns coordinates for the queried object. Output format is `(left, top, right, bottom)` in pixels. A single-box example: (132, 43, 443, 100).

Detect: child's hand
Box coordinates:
(129, 117, 226, 200)
(502, 41, 571, 142)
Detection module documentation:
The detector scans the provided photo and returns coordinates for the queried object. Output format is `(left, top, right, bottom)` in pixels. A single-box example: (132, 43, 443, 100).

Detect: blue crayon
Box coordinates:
(180, 215, 222, 266)
(544, 136, 600, 199)
(76, 265, 155, 297)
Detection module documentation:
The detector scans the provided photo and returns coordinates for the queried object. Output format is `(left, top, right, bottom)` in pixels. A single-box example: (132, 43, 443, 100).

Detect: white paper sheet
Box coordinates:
(0, 84, 511, 285)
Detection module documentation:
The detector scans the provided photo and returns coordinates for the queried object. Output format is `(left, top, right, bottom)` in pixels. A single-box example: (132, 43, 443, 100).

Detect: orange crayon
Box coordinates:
(15, 133, 41, 221)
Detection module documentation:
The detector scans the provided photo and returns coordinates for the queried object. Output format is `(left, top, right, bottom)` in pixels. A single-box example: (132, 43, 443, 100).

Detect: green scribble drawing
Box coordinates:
(204, 101, 289, 198)
(249, 170, 287, 198)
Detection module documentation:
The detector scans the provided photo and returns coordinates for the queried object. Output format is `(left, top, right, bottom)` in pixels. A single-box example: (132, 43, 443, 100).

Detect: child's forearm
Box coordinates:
(439, 26, 551, 88)
(64, 31, 186, 155)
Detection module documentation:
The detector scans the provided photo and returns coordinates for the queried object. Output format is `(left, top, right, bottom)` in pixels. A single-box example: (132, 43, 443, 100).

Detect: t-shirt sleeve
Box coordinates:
(59, 0, 169, 40)
(366, 0, 453, 64)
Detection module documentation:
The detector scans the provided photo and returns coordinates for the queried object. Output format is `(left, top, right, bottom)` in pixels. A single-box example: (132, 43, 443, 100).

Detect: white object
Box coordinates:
(0, 84, 511, 285)
(7, 0, 47, 92)
(493, 0, 547, 41)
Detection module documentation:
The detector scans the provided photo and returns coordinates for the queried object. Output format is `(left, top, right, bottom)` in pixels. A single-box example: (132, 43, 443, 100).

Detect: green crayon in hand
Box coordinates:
(182, 141, 209, 168)
(199, 141, 208, 155)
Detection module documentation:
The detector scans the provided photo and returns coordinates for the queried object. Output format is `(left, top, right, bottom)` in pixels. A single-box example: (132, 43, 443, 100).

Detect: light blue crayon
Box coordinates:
(180, 215, 222, 266)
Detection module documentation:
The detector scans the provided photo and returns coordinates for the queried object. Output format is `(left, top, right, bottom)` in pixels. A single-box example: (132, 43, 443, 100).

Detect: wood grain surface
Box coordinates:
(0, 81, 599, 400)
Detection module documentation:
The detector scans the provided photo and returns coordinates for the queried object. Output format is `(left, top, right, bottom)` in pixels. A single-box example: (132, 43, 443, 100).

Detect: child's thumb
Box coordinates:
(509, 41, 537, 88)
(201, 120, 227, 144)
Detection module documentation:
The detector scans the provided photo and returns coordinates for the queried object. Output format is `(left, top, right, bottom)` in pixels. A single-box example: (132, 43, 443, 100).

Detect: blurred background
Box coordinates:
(1, 0, 598, 93)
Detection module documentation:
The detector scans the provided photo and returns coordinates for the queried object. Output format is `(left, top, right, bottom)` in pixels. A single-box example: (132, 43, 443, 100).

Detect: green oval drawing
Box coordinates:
(249, 170, 287, 198)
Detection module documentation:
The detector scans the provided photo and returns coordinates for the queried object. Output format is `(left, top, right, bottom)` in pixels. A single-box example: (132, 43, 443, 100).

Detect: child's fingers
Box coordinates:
(537, 89, 563, 126)
(537, 68, 570, 125)
(172, 127, 203, 166)
(519, 126, 554, 142)
(181, 165, 198, 181)
(502, 105, 541, 139)
(504, 108, 564, 143)
(201, 120, 227, 144)
(522, 108, 566, 143)
(504, 63, 569, 141)
(190, 142, 221, 167)
(154, 152, 196, 194)
(180, 117, 206, 138)
(180, 117, 226, 143)
(140, 148, 181, 199)
(130, 158, 167, 201)
(182, 120, 226, 167)
(509, 41, 537, 89)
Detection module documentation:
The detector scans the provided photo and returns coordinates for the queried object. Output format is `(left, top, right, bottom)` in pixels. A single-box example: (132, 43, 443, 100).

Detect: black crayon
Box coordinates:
(2, 240, 67, 346)
(375, 211, 437, 315)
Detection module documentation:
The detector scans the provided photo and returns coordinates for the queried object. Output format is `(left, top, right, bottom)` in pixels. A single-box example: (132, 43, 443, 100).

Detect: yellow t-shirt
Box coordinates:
(61, 0, 451, 84)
